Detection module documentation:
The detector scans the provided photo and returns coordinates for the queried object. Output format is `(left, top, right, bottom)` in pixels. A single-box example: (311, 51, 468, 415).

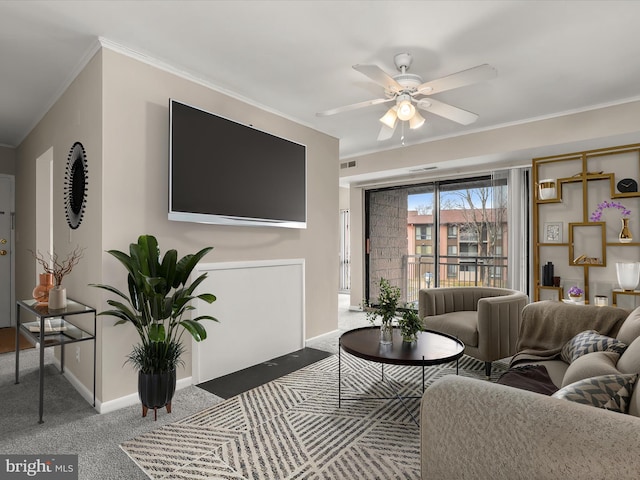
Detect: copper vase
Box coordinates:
(32, 273, 54, 304)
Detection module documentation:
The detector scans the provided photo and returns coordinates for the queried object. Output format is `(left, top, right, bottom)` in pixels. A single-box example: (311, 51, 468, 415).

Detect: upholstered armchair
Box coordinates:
(418, 287, 528, 376)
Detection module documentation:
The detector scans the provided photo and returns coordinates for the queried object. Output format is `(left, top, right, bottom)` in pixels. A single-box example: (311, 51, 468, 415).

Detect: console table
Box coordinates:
(14, 299, 96, 423)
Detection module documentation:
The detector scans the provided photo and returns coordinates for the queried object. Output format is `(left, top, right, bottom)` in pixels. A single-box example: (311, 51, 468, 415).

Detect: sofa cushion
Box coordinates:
(617, 336, 640, 374)
(422, 311, 478, 347)
(617, 306, 640, 345)
(560, 330, 627, 364)
(561, 351, 620, 387)
(552, 373, 638, 414)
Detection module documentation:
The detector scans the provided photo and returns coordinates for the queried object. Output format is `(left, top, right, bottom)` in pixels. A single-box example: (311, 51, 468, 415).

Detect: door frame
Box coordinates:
(0, 174, 15, 328)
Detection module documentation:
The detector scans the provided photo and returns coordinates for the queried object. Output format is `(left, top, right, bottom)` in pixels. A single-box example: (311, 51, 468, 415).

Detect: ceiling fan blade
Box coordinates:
(353, 64, 404, 93)
(316, 97, 393, 117)
(417, 98, 479, 125)
(377, 123, 396, 141)
(414, 64, 497, 96)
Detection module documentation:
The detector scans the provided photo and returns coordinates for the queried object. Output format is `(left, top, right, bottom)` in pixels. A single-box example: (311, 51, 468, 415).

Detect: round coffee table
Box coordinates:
(338, 326, 464, 423)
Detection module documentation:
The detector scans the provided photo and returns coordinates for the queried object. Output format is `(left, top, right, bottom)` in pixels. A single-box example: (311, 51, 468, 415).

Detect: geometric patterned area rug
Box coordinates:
(120, 353, 506, 479)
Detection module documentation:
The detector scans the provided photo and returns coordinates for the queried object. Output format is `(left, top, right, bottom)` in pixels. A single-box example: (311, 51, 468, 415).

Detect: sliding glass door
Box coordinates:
(366, 175, 510, 306)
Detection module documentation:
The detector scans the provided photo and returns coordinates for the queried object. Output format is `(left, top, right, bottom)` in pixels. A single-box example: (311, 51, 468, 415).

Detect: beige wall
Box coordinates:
(98, 49, 338, 402)
(339, 186, 349, 211)
(346, 101, 640, 307)
(15, 51, 103, 396)
(0, 146, 16, 175)
(15, 47, 339, 405)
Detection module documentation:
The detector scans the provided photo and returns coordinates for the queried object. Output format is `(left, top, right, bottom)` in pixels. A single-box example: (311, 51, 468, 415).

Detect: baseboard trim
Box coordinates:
(305, 329, 339, 345)
(98, 376, 193, 414)
(51, 354, 194, 415)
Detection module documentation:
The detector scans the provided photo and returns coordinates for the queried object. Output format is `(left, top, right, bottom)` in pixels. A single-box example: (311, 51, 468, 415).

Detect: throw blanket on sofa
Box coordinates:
(511, 301, 628, 366)
(497, 364, 558, 395)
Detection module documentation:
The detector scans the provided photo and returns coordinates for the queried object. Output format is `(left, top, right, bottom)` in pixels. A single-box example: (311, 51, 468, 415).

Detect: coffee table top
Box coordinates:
(340, 326, 464, 366)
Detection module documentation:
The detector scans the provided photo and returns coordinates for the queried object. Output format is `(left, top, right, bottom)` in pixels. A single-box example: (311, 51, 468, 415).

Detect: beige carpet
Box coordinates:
(0, 327, 34, 354)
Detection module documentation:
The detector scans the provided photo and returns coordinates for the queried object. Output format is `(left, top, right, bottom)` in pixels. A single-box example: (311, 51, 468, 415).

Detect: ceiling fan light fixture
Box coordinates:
(379, 106, 398, 129)
(396, 95, 415, 121)
(409, 110, 425, 129)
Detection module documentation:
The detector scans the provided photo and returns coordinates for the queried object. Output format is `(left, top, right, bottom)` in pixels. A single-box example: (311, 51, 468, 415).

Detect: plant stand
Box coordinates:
(142, 402, 172, 421)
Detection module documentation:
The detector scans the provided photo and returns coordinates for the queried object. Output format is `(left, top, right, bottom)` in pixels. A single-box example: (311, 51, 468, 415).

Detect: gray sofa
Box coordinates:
(420, 301, 640, 479)
(418, 286, 528, 376)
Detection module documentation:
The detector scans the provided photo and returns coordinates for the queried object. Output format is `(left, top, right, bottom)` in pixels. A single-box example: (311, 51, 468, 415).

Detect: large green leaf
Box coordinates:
(148, 323, 166, 342)
(106, 250, 135, 278)
(89, 283, 129, 301)
(160, 249, 178, 289)
(192, 314, 219, 323)
(197, 293, 217, 303)
(179, 319, 208, 341)
(174, 247, 213, 287)
(136, 235, 159, 277)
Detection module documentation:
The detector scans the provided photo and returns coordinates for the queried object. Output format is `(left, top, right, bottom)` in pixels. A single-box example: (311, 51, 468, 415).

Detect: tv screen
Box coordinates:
(169, 99, 307, 228)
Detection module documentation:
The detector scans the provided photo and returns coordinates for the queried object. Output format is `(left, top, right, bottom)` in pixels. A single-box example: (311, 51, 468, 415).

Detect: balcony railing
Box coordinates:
(403, 254, 509, 305)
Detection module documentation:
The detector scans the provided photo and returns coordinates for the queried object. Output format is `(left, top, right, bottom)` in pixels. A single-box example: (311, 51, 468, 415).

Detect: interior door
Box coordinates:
(0, 176, 13, 328)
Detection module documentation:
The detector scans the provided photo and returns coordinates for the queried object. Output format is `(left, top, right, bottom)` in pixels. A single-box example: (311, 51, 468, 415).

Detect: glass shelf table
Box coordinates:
(14, 299, 96, 424)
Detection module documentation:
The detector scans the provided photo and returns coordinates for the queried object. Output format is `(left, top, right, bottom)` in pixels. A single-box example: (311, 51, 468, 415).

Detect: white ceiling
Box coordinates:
(2, 0, 640, 162)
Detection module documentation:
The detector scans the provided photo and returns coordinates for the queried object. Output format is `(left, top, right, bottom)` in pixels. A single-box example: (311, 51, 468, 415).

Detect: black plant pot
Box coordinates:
(138, 369, 176, 420)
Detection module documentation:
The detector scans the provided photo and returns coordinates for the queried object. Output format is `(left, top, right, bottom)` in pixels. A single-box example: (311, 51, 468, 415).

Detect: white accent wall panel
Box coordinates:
(191, 259, 305, 384)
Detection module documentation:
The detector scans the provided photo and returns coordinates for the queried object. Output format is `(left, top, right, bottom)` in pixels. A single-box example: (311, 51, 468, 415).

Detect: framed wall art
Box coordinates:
(543, 222, 562, 243)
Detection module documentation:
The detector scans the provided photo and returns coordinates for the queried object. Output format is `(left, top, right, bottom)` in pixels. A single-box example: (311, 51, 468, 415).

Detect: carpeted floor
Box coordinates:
(121, 352, 507, 479)
(0, 327, 34, 354)
(0, 347, 222, 480)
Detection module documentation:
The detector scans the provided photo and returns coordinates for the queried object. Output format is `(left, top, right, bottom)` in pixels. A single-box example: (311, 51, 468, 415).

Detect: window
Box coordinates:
(416, 225, 432, 240)
(447, 245, 458, 256)
(460, 244, 478, 257)
(459, 226, 479, 242)
(447, 224, 457, 238)
(417, 245, 433, 255)
(447, 264, 457, 278)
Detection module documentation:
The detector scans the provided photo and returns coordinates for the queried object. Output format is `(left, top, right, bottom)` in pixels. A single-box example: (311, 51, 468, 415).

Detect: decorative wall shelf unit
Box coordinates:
(533, 144, 640, 304)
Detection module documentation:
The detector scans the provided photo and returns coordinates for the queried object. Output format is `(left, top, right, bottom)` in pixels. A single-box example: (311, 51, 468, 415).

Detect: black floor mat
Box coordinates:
(197, 347, 333, 399)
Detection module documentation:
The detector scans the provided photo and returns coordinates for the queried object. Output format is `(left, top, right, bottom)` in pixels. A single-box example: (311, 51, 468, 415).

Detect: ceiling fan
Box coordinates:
(317, 53, 497, 141)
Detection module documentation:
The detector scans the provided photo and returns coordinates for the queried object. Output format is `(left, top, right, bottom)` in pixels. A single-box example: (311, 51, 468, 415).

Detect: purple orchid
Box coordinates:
(590, 201, 631, 222)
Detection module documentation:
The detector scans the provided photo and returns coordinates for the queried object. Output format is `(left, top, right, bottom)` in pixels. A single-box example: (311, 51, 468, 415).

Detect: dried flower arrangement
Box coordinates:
(31, 246, 85, 286)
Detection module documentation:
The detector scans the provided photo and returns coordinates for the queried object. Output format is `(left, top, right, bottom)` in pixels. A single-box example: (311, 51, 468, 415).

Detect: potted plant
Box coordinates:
(568, 285, 584, 303)
(91, 235, 218, 420)
(365, 277, 401, 344)
(398, 305, 424, 343)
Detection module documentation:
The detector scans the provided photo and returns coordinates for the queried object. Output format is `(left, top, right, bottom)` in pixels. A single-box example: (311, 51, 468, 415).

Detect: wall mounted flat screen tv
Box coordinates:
(169, 99, 307, 228)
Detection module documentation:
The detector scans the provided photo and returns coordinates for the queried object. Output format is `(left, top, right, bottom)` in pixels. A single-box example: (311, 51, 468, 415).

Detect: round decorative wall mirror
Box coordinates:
(64, 142, 88, 229)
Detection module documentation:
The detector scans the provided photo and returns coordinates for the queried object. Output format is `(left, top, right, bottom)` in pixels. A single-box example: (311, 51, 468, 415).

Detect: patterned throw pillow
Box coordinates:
(560, 330, 627, 364)
(552, 373, 638, 414)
